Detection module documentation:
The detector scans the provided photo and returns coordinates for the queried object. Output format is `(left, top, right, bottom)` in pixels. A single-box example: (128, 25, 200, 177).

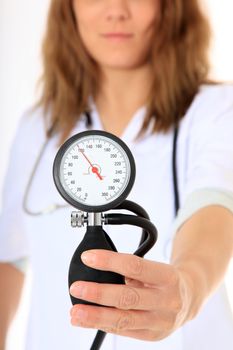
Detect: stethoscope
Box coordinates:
(22, 111, 180, 350)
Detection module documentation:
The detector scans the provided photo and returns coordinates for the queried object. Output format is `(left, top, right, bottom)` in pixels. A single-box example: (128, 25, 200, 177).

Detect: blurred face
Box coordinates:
(72, 0, 160, 70)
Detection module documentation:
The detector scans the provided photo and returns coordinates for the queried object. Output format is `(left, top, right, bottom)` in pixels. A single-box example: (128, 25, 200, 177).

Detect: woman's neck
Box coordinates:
(94, 64, 152, 136)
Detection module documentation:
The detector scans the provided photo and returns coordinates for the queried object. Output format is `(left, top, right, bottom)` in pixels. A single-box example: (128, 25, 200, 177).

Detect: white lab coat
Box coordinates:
(0, 84, 233, 349)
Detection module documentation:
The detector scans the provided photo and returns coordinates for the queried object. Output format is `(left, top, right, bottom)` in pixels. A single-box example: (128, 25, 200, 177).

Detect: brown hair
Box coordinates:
(38, 0, 212, 144)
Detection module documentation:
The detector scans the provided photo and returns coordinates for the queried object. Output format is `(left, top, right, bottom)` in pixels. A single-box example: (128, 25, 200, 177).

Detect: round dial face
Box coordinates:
(53, 130, 136, 212)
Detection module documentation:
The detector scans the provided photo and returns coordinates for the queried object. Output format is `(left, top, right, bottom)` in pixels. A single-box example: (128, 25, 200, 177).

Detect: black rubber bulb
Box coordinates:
(68, 225, 125, 306)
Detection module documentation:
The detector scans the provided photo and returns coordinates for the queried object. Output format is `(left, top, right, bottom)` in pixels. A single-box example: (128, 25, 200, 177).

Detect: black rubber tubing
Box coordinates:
(104, 213, 157, 257)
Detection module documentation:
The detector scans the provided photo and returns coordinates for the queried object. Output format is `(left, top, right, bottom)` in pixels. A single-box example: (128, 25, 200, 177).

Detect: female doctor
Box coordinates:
(1, 0, 233, 349)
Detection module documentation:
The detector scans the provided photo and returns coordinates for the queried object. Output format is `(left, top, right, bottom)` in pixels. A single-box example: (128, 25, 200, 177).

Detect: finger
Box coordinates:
(71, 319, 163, 342)
(70, 304, 169, 332)
(98, 327, 167, 342)
(70, 281, 175, 311)
(81, 250, 177, 286)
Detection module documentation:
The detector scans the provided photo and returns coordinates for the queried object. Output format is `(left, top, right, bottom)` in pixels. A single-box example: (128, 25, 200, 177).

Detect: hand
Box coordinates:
(69, 249, 194, 341)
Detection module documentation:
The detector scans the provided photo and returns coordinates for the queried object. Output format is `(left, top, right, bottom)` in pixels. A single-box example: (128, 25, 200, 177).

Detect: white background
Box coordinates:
(0, 1, 233, 349)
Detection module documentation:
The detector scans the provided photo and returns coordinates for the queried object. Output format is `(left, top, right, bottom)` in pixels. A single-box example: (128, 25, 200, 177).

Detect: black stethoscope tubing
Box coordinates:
(172, 125, 180, 215)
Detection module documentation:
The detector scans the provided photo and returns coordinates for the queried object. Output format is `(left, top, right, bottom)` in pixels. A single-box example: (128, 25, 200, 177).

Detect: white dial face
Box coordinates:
(60, 134, 131, 207)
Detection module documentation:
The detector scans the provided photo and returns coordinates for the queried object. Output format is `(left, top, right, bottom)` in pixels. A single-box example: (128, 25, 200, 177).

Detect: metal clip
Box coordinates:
(71, 211, 86, 228)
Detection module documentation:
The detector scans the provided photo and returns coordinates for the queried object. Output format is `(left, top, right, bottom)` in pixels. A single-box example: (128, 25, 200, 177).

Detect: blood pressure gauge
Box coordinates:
(53, 130, 136, 213)
(53, 130, 157, 350)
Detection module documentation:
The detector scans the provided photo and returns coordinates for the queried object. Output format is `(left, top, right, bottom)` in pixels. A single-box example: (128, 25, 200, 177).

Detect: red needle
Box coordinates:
(92, 166, 103, 180)
(78, 146, 103, 180)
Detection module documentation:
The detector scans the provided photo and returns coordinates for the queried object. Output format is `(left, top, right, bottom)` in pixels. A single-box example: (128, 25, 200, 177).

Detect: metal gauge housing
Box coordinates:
(53, 130, 136, 212)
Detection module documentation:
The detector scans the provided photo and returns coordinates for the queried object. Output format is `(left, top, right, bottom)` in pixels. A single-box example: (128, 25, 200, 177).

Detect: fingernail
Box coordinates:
(81, 251, 96, 265)
(70, 283, 84, 298)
